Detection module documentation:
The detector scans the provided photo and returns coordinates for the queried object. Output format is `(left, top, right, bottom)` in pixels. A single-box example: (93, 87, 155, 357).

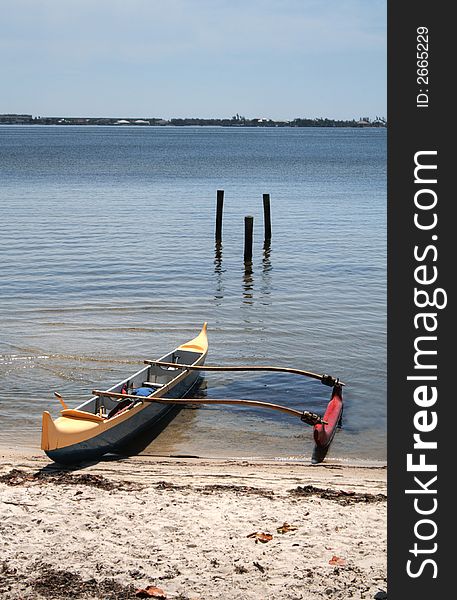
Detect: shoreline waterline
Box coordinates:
(0, 443, 387, 470)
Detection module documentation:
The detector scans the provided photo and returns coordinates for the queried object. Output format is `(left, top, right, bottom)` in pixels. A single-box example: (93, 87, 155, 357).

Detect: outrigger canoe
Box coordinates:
(41, 323, 208, 464)
(42, 322, 343, 465)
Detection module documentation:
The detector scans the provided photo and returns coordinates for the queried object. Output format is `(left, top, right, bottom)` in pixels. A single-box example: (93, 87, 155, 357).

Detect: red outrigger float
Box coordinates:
(312, 384, 344, 464)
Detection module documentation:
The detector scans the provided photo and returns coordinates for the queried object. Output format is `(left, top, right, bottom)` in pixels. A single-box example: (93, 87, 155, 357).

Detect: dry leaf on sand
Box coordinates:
(247, 532, 273, 543)
(135, 585, 167, 598)
(276, 522, 298, 534)
(329, 555, 346, 566)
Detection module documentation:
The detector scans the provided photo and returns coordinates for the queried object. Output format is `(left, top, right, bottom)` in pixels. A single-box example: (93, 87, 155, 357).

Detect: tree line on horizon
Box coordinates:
(169, 115, 386, 127)
(0, 113, 387, 127)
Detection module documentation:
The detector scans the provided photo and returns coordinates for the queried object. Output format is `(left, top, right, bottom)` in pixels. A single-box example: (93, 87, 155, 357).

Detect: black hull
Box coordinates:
(45, 375, 201, 465)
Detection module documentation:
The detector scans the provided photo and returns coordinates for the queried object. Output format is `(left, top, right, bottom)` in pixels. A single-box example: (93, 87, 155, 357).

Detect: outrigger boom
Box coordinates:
(143, 361, 345, 387)
(142, 359, 345, 463)
(92, 389, 328, 426)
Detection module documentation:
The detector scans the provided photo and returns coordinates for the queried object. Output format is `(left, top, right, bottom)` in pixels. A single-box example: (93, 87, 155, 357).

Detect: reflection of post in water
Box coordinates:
(241, 215, 255, 305)
(214, 241, 223, 271)
(260, 241, 272, 301)
(214, 242, 224, 301)
(263, 241, 272, 272)
(242, 259, 254, 305)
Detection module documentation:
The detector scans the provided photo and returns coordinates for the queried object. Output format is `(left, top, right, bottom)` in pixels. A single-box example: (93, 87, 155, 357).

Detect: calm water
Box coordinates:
(0, 126, 386, 463)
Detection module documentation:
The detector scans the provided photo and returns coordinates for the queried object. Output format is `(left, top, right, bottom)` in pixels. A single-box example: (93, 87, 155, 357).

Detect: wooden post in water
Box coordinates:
(263, 193, 272, 243)
(244, 215, 254, 262)
(215, 190, 224, 242)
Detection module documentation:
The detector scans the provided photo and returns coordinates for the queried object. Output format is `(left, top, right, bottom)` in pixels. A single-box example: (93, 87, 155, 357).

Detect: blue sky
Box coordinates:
(1, 0, 386, 120)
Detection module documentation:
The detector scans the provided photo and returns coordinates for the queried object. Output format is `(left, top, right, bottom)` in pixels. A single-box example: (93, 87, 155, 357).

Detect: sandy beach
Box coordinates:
(0, 450, 386, 599)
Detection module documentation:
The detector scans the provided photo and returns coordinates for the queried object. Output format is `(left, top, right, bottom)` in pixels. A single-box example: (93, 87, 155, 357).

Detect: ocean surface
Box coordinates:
(0, 125, 386, 463)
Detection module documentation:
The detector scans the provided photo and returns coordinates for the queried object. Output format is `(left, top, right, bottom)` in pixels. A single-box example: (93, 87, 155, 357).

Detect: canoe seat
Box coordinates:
(60, 409, 105, 423)
(142, 381, 164, 388)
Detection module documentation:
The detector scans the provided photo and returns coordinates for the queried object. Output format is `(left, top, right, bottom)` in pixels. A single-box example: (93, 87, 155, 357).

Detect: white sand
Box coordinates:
(0, 450, 387, 599)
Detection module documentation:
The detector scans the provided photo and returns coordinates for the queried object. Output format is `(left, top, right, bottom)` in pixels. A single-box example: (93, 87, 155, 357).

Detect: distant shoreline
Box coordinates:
(1, 113, 387, 128)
